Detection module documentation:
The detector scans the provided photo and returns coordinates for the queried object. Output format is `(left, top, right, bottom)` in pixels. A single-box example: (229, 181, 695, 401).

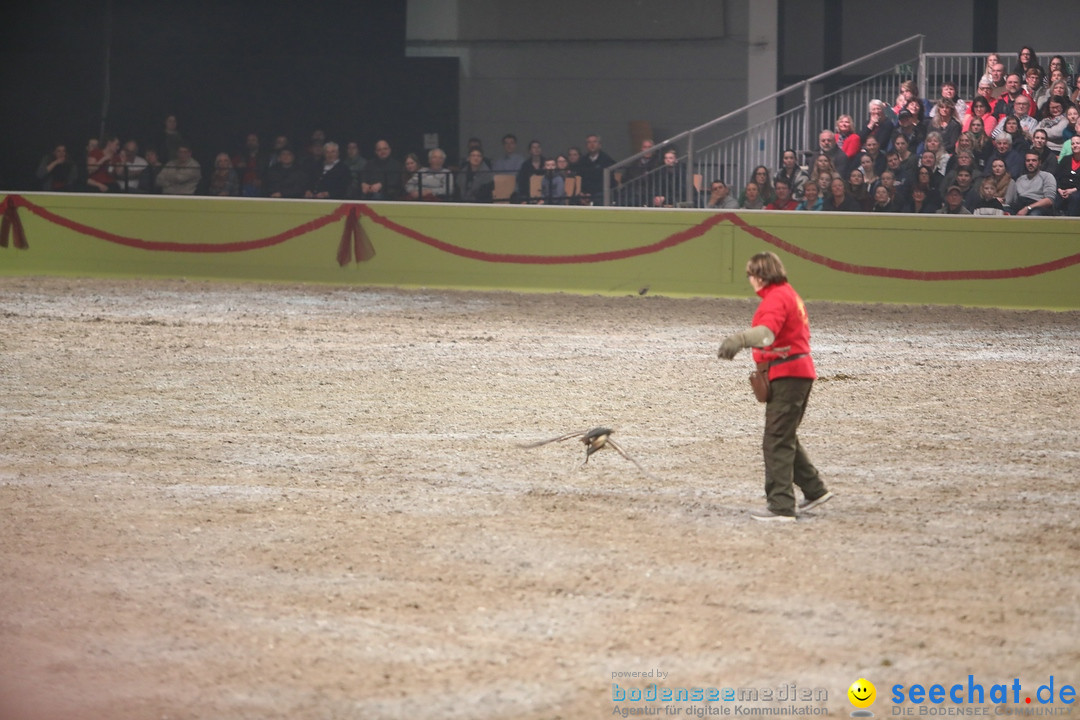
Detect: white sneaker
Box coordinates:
(750, 509, 796, 523)
(799, 491, 834, 512)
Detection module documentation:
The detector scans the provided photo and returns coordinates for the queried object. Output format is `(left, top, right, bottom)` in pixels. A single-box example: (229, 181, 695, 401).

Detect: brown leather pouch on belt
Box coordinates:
(749, 361, 771, 403)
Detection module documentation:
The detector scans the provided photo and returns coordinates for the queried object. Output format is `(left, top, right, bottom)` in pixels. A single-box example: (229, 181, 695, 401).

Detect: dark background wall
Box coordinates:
(0, 0, 459, 190)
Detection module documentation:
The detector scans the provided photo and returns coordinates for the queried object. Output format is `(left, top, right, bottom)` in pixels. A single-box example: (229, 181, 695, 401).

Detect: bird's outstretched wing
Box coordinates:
(516, 429, 592, 449)
(605, 438, 660, 482)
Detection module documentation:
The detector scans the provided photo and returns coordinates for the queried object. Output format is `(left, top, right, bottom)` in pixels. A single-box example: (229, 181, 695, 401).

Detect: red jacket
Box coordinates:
(751, 281, 816, 380)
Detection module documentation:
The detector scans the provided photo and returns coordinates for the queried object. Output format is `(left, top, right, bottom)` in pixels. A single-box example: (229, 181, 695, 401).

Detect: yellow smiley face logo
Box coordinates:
(848, 679, 876, 708)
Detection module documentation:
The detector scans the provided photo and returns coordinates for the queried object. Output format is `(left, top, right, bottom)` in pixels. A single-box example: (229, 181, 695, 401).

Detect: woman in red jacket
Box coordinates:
(717, 252, 834, 522)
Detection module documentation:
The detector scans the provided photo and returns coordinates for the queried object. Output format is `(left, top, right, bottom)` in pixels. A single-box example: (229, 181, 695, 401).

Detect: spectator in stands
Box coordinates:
(300, 139, 325, 185)
(901, 184, 939, 214)
(706, 179, 738, 210)
(947, 131, 980, 168)
(556, 154, 579, 203)
(963, 95, 997, 138)
(462, 138, 489, 167)
(775, 148, 809, 199)
(1070, 75, 1080, 105)
(845, 168, 870, 211)
(857, 154, 878, 191)
(988, 132, 1025, 179)
(893, 80, 930, 119)
(1021, 67, 1047, 115)
(988, 62, 1008, 99)
(651, 148, 685, 207)
(1036, 97, 1071, 154)
(973, 79, 996, 114)
(267, 135, 290, 168)
(920, 132, 950, 176)
(207, 152, 239, 196)
(876, 169, 907, 208)
(924, 98, 962, 151)
(859, 99, 893, 152)
(809, 153, 836, 191)
(155, 145, 201, 194)
(994, 115, 1031, 154)
(304, 141, 350, 199)
(401, 153, 422, 200)
(86, 136, 121, 192)
(36, 144, 78, 192)
(578, 134, 616, 204)
(943, 148, 982, 188)
(992, 74, 1024, 118)
(905, 97, 928, 126)
(985, 158, 1017, 208)
(816, 130, 847, 174)
(1011, 150, 1057, 215)
(491, 134, 525, 174)
(113, 140, 147, 193)
(890, 134, 918, 180)
(795, 180, 822, 211)
(952, 167, 980, 209)
(915, 164, 943, 198)
(740, 181, 763, 209)
(516, 140, 546, 201)
(1047, 80, 1071, 112)
(967, 118, 993, 165)
(1048, 56, 1071, 81)
(764, 177, 797, 210)
(232, 133, 266, 197)
(538, 158, 565, 205)
(1054, 136, 1080, 216)
(978, 52, 1000, 85)
(972, 177, 1007, 215)
(344, 141, 366, 199)
(929, 81, 967, 123)
(885, 149, 913, 187)
(860, 136, 886, 176)
(161, 115, 187, 162)
(137, 148, 162, 194)
(937, 185, 972, 214)
(1011, 46, 1040, 80)
(823, 177, 861, 211)
(870, 184, 897, 212)
(833, 114, 862, 173)
(265, 148, 307, 198)
(620, 138, 660, 206)
(306, 130, 327, 165)
(566, 146, 583, 175)
(457, 148, 495, 203)
(1030, 129, 1060, 173)
(360, 139, 403, 200)
(1061, 107, 1080, 158)
(754, 165, 776, 206)
(416, 147, 454, 201)
(815, 172, 834, 197)
(891, 109, 924, 153)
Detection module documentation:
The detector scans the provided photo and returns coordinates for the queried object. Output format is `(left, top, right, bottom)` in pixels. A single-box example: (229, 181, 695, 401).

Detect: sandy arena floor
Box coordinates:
(1, 277, 1078, 720)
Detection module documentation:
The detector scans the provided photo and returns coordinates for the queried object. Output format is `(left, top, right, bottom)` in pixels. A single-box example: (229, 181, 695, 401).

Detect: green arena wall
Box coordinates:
(1, 193, 1078, 309)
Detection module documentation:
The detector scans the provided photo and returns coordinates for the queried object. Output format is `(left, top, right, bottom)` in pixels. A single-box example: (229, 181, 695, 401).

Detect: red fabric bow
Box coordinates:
(0, 195, 29, 250)
(337, 204, 375, 266)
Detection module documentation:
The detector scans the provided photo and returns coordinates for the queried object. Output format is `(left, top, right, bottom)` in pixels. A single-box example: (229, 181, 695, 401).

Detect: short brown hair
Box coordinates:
(746, 252, 788, 285)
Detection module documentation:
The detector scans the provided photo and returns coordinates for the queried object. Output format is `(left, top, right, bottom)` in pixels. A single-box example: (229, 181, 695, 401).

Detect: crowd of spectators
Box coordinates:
(34, 114, 618, 207)
(32, 48, 1080, 216)
(738, 47, 1079, 216)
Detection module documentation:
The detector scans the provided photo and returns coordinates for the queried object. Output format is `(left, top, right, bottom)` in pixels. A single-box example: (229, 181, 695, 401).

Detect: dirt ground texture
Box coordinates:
(1, 277, 1078, 720)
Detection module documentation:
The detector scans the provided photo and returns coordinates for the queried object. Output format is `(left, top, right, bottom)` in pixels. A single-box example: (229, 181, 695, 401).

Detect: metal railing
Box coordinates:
(919, 52, 1080, 108)
(603, 34, 925, 206)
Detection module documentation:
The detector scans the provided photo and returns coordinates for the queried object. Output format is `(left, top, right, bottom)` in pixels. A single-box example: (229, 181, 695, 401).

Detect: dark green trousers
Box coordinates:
(762, 378, 827, 516)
